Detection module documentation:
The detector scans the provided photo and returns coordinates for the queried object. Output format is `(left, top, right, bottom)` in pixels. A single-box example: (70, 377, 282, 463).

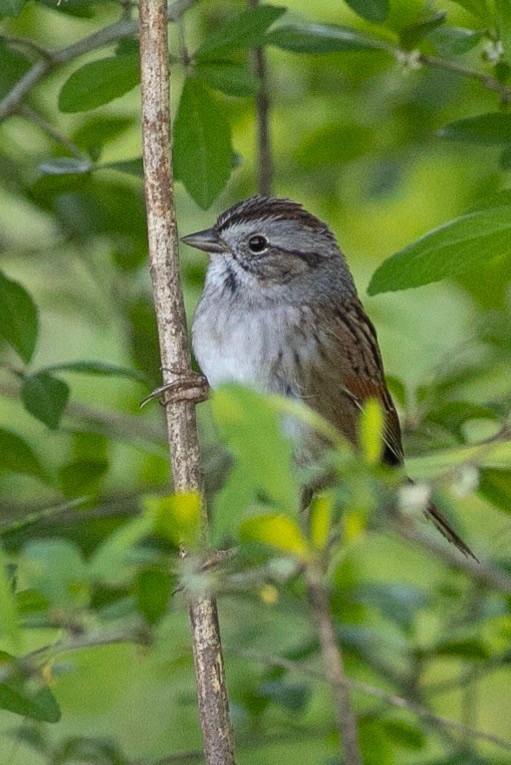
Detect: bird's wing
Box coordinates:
(331, 299, 404, 465)
(327, 300, 477, 560)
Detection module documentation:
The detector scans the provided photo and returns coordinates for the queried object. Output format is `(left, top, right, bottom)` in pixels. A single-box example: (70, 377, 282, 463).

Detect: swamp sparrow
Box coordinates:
(183, 195, 475, 559)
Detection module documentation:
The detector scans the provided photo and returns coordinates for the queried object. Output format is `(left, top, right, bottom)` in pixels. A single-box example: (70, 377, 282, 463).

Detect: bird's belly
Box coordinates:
(192, 303, 301, 394)
(192, 301, 329, 463)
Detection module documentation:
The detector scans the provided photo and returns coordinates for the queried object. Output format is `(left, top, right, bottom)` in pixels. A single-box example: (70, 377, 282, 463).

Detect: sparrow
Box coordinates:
(182, 195, 475, 560)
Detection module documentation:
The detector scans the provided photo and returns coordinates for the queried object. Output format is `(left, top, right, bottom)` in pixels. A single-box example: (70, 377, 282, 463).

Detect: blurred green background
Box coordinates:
(1, 0, 511, 763)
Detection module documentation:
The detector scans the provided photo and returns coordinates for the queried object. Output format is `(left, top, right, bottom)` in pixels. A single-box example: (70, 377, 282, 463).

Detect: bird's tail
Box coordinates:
(425, 501, 478, 562)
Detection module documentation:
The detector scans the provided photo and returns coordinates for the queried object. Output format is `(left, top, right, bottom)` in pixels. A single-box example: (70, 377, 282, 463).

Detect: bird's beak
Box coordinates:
(180, 228, 226, 254)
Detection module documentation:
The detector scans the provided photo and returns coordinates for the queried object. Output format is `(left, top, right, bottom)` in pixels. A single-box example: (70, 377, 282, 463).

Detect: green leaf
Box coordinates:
(447, 0, 490, 19)
(259, 680, 310, 711)
(309, 491, 334, 550)
(240, 514, 309, 558)
(496, 0, 511, 55)
(359, 582, 427, 631)
(211, 385, 300, 515)
(425, 401, 498, 441)
(45, 360, 150, 385)
(265, 24, 387, 54)
(212, 462, 258, 543)
(0, 41, 30, 99)
(500, 145, 511, 170)
(58, 458, 108, 497)
(479, 469, 511, 513)
(408, 440, 511, 478)
(72, 116, 133, 160)
(0, 0, 26, 17)
(368, 206, 511, 294)
(0, 429, 45, 481)
(344, 0, 389, 24)
(296, 123, 374, 169)
(358, 398, 385, 464)
(21, 372, 70, 430)
(380, 718, 426, 750)
(173, 78, 233, 209)
(39, 157, 92, 176)
(0, 270, 38, 363)
(432, 637, 490, 661)
(100, 157, 144, 178)
(400, 12, 446, 50)
(195, 61, 260, 97)
(55, 736, 127, 764)
(135, 567, 173, 625)
(0, 684, 61, 722)
(58, 53, 140, 113)
(0, 547, 19, 644)
(195, 5, 286, 60)
(438, 113, 511, 145)
(89, 515, 153, 585)
(39, 0, 97, 18)
(145, 492, 202, 548)
(428, 27, 482, 56)
(23, 539, 89, 608)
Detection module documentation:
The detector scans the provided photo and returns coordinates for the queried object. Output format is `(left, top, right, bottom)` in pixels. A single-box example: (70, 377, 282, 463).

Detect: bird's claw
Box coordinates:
(140, 368, 209, 408)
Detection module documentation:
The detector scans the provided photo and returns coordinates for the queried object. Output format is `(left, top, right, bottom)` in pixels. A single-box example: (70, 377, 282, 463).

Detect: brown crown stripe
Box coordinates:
(216, 196, 334, 237)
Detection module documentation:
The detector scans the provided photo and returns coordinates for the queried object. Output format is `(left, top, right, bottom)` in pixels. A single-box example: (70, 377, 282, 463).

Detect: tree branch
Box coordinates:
(418, 52, 511, 103)
(0, 0, 198, 122)
(235, 650, 511, 752)
(138, 2, 236, 764)
(248, 0, 273, 196)
(305, 564, 362, 764)
(19, 105, 86, 158)
(395, 525, 511, 594)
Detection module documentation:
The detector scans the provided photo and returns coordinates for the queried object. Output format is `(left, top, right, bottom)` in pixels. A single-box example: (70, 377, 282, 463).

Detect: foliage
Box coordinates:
(0, 0, 511, 763)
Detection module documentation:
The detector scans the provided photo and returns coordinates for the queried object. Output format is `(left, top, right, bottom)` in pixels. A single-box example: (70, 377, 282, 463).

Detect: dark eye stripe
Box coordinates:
(282, 248, 325, 267)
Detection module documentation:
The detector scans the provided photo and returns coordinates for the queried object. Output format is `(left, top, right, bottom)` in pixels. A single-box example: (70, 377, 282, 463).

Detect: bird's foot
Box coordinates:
(141, 367, 209, 408)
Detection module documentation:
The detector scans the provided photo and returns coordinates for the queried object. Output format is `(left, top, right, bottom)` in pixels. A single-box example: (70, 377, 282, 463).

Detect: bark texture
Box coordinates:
(138, 3, 236, 763)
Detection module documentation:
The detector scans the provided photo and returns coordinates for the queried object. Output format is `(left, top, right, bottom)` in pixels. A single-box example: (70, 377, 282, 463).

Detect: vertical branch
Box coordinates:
(138, 4, 237, 765)
(305, 565, 362, 765)
(248, 0, 273, 196)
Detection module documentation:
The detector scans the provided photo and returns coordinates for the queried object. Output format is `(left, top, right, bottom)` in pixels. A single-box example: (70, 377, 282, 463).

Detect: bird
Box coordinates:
(182, 195, 476, 560)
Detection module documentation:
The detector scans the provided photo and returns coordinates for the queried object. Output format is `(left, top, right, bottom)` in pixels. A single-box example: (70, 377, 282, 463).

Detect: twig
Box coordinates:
(0, 378, 166, 451)
(19, 105, 85, 158)
(0, 621, 150, 685)
(305, 565, 362, 764)
(0, 34, 53, 60)
(0, 497, 89, 536)
(138, 2, 236, 764)
(248, 0, 273, 195)
(0, 0, 198, 122)
(140, 725, 336, 765)
(418, 52, 511, 102)
(235, 650, 511, 752)
(395, 525, 511, 594)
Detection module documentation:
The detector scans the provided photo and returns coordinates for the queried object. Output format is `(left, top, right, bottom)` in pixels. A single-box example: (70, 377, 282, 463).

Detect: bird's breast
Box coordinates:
(192, 298, 312, 395)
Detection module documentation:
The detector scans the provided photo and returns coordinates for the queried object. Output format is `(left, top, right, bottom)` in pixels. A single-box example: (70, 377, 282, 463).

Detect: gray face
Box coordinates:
(181, 196, 340, 285)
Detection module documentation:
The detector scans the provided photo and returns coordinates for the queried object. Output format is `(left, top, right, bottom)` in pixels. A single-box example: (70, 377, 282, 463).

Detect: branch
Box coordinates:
(0, 378, 166, 451)
(0, 0, 198, 122)
(0, 620, 150, 686)
(235, 650, 511, 752)
(418, 52, 511, 103)
(248, 0, 273, 195)
(395, 525, 511, 594)
(138, 3, 236, 764)
(305, 565, 362, 764)
(19, 105, 85, 158)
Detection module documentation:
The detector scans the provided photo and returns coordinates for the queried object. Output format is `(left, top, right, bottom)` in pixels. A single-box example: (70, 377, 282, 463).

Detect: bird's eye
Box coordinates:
(248, 235, 268, 253)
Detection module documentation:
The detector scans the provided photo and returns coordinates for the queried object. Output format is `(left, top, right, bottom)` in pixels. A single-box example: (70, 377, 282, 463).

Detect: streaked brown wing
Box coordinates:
(328, 300, 477, 561)
(332, 299, 404, 465)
